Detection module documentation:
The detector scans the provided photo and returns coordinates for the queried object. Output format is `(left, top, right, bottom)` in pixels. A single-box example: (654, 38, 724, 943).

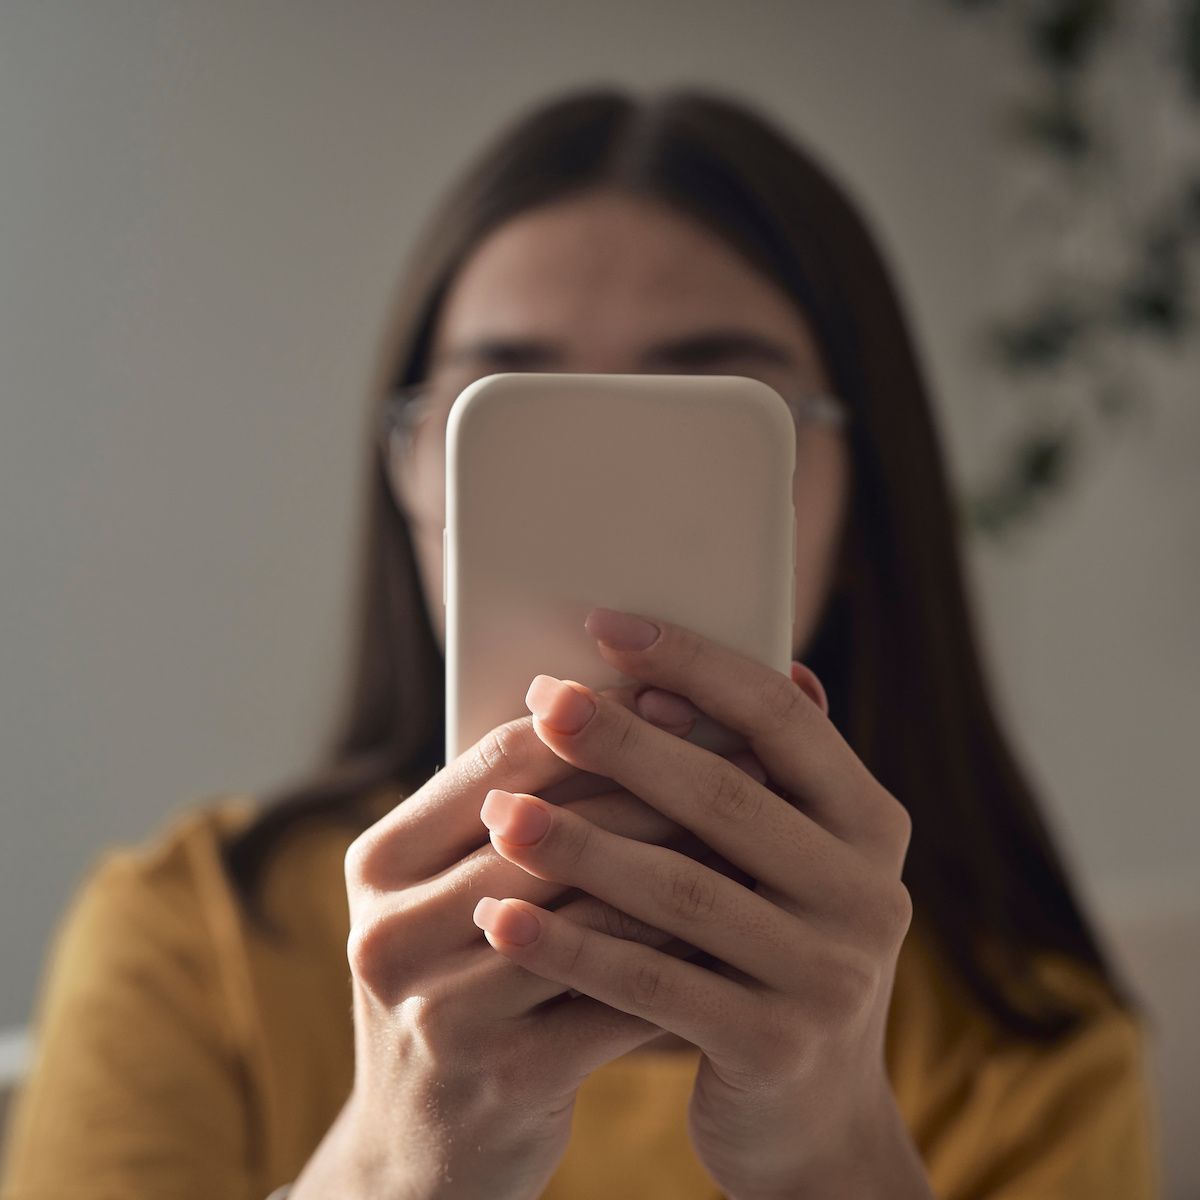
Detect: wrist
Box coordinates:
(290, 1088, 450, 1200)
(287, 1092, 379, 1200)
(730, 1083, 932, 1200)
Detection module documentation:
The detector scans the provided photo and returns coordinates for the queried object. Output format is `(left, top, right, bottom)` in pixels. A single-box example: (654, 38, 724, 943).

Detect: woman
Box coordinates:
(1, 87, 1159, 1199)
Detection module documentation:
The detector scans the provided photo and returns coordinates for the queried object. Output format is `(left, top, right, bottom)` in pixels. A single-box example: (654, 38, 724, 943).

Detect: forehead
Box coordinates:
(430, 191, 823, 367)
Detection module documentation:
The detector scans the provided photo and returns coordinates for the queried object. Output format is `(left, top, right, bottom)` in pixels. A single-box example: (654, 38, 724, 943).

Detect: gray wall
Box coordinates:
(2, 0, 1196, 1093)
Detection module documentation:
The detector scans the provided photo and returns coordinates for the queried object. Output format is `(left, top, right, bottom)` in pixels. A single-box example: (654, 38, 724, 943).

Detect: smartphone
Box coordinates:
(443, 372, 796, 765)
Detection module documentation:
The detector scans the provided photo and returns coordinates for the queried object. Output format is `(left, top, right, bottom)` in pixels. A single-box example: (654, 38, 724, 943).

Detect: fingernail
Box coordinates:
(636, 689, 700, 727)
(481, 788, 551, 844)
(473, 897, 541, 945)
(525, 675, 596, 733)
(585, 608, 661, 651)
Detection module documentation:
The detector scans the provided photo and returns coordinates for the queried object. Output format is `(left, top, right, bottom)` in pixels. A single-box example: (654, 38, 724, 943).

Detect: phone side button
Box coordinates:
(790, 550, 796, 624)
(791, 518, 797, 624)
(442, 528, 447, 606)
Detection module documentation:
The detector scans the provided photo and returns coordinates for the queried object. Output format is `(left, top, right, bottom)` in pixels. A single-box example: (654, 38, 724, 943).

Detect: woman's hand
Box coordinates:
(472, 608, 934, 1200)
(294, 674, 766, 1200)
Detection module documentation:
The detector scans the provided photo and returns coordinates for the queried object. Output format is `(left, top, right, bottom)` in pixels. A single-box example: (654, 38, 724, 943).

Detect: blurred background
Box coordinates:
(1, 0, 1196, 1193)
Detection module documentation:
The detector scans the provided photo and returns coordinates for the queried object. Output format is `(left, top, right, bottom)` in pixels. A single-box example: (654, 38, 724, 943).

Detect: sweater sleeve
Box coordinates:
(0, 846, 258, 1200)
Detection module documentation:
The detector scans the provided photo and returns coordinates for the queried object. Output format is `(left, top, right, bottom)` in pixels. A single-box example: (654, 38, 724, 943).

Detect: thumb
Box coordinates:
(790, 661, 829, 716)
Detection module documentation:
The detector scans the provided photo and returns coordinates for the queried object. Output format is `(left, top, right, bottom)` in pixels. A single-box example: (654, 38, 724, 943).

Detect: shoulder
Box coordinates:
(72, 793, 258, 915)
(30, 790, 379, 1064)
(889, 917, 1150, 1080)
(888, 921, 1159, 1197)
(890, 915, 1139, 1048)
(5, 797, 279, 1196)
(44, 795, 261, 986)
(73, 789, 390, 955)
(76, 787, 391, 923)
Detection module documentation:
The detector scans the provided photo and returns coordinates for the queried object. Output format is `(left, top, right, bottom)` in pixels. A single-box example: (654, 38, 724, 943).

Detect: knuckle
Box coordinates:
(344, 918, 373, 981)
(662, 859, 718, 922)
(566, 792, 685, 845)
(397, 983, 464, 1051)
(889, 796, 913, 850)
(760, 671, 807, 732)
(608, 906, 663, 944)
(476, 720, 534, 777)
(344, 831, 372, 889)
(344, 822, 414, 893)
(346, 905, 406, 998)
(752, 1001, 805, 1080)
(826, 944, 881, 1023)
(470, 1031, 540, 1113)
(552, 809, 595, 870)
(560, 895, 667, 945)
(868, 788, 913, 866)
(600, 899, 666, 944)
(678, 630, 707, 676)
(701, 759, 763, 825)
(627, 956, 673, 1013)
(597, 902, 638, 940)
(599, 684, 640, 713)
(611, 710, 642, 758)
(879, 882, 914, 947)
(562, 919, 589, 978)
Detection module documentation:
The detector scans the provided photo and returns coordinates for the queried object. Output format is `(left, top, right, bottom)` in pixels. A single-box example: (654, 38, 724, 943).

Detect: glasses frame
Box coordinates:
(378, 376, 849, 462)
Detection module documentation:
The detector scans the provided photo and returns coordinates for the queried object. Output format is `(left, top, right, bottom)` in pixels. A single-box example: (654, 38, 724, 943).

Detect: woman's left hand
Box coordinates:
(473, 607, 933, 1200)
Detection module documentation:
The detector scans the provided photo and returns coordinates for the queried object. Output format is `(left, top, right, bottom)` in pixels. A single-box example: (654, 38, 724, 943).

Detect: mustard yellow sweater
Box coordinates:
(0, 794, 1160, 1199)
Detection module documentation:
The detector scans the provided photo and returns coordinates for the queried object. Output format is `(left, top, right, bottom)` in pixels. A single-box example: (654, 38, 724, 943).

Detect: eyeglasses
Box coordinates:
(378, 376, 848, 464)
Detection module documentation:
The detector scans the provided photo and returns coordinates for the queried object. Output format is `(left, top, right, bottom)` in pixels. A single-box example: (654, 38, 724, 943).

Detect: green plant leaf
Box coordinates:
(1183, 173, 1200, 231)
(1016, 428, 1074, 490)
(1179, 0, 1200, 101)
(1027, 0, 1113, 72)
(990, 303, 1089, 371)
(1007, 95, 1094, 158)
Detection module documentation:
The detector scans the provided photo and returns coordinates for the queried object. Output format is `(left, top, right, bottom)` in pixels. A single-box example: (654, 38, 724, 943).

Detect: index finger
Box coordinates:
(351, 683, 681, 887)
(583, 609, 886, 844)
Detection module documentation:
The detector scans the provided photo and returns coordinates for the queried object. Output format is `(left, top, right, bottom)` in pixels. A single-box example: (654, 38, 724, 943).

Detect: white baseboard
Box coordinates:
(0, 1027, 31, 1088)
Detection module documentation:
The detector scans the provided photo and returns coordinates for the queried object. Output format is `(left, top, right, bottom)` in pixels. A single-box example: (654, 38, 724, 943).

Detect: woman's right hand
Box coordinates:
(290, 683, 764, 1200)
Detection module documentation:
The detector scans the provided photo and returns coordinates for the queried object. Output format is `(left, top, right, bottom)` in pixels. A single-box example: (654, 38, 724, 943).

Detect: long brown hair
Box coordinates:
(221, 85, 1135, 1041)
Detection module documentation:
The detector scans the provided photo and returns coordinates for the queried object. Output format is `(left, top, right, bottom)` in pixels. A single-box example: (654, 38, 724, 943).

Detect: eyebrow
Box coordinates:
(437, 330, 800, 371)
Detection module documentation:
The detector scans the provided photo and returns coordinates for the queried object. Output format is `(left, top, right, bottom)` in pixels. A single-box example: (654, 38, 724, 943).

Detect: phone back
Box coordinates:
(444, 372, 796, 764)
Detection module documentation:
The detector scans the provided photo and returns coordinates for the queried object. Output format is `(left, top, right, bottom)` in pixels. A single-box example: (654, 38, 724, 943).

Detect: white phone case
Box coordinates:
(444, 372, 796, 765)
